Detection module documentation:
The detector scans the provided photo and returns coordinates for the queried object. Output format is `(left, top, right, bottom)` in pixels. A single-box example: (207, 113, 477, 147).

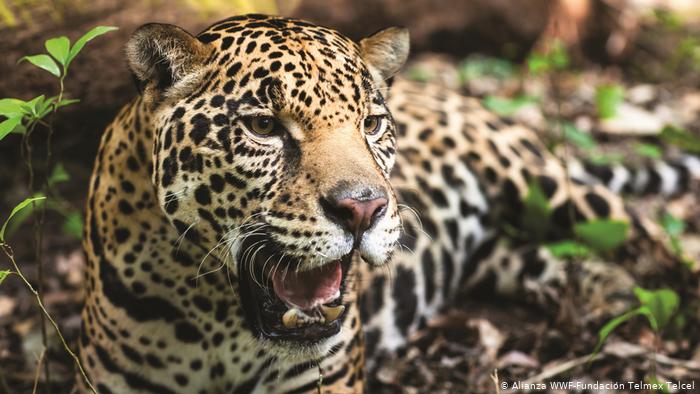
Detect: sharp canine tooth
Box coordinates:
(320, 305, 345, 323)
(282, 308, 300, 328)
(284, 306, 343, 328)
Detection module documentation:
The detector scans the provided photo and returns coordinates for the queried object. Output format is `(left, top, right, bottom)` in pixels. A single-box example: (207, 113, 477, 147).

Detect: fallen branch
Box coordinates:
(603, 341, 700, 371)
(521, 353, 602, 385)
(522, 340, 700, 386)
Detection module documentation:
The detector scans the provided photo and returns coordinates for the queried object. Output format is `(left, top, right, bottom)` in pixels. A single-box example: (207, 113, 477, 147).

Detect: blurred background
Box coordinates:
(0, 0, 699, 393)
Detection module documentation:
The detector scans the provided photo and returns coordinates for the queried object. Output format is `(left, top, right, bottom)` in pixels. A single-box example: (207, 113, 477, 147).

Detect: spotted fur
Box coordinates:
(78, 15, 697, 393)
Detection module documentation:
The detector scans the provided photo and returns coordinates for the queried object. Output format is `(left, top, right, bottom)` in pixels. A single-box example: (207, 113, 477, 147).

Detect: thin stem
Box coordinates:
(1, 244, 97, 394)
(48, 77, 64, 180)
(31, 73, 65, 394)
(20, 119, 51, 392)
(31, 349, 45, 394)
(34, 76, 65, 393)
(33, 193, 49, 394)
(45, 77, 62, 188)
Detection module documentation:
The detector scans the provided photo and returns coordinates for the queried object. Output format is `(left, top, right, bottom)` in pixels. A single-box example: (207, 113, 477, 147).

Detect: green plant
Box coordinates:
(589, 286, 681, 389)
(562, 123, 595, 151)
(546, 240, 591, 259)
(0, 196, 45, 242)
(1, 197, 95, 393)
(526, 40, 569, 75)
(0, 25, 117, 394)
(595, 84, 625, 119)
(3, 163, 84, 239)
(634, 143, 663, 159)
(517, 175, 629, 255)
(574, 219, 628, 254)
(592, 287, 680, 356)
(661, 213, 695, 270)
(521, 180, 551, 242)
(482, 95, 538, 116)
(659, 125, 700, 154)
(2, 26, 117, 136)
(544, 219, 628, 260)
(587, 152, 625, 165)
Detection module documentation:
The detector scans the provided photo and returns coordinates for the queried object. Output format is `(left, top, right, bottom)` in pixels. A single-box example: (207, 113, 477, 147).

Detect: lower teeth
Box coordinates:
(281, 305, 346, 328)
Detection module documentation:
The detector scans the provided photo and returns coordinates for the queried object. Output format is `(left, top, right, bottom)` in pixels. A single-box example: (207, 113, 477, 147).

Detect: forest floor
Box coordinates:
(1, 2, 700, 394)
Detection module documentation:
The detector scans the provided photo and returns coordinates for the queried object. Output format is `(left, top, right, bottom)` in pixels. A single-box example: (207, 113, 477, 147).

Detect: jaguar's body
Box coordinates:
(78, 15, 699, 393)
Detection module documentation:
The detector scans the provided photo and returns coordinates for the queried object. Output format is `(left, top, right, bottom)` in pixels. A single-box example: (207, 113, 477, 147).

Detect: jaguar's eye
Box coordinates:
(245, 116, 278, 136)
(363, 115, 385, 136)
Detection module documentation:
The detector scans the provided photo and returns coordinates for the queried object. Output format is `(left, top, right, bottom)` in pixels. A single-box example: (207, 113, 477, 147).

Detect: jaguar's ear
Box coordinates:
(126, 23, 212, 104)
(359, 27, 409, 85)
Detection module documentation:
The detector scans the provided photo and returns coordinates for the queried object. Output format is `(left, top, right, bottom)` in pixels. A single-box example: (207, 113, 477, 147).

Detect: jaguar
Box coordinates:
(77, 14, 699, 393)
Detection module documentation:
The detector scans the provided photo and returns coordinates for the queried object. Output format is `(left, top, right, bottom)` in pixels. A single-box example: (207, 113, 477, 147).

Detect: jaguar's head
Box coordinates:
(126, 15, 408, 346)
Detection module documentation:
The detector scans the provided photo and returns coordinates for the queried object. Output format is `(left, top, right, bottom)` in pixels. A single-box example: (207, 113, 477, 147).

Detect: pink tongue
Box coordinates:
(271, 261, 342, 310)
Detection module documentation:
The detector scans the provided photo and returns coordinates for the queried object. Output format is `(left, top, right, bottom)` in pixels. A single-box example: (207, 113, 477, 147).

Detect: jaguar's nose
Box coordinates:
(321, 188, 388, 238)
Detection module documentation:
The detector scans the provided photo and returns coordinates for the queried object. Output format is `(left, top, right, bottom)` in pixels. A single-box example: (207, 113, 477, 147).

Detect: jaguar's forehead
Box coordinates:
(194, 15, 378, 126)
(198, 14, 359, 57)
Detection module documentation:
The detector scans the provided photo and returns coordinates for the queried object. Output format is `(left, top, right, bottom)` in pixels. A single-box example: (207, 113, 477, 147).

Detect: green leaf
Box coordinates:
(3, 198, 38, 238)
(661, 213, 686, 258)
(48, 163, 70, 186)
(661, 213, 685, 238)
(546, 240, 591, 259)
(0, 98, 28, 118)
(526, 40, 569, 74)
(483, 95, 536, 116)
(2, 195, 81, 239)
(574, 219, 629, 253)
(0, 116, 22, 142)
(19, 54, 61, 77)
(634, 143, 662, 159)
(45, 36, 70, 67)
(66, 26, 118, 67)
(34, 96, 56, 119)
(0, 270, 10, 285)
(524, 181, 551, 217)
(595, 84, 625, 119)
(527, 53, 549, 74)
(633, 287, 679, 330)
(590, 306, 649, 361)
(0, 196, 46, 242)
(21, 95, 46, 118)
(522, 181, 552, 241)
(588, 152, 624, 165)
(549, 41, 570, 70)
(56, 98, 80, 108)
(18, 95, 55, 121)
(659, 125, 700, 154)
(563, 123, 595, 150)
(10, 123, 26, 135)
(62, 212, 84, 239)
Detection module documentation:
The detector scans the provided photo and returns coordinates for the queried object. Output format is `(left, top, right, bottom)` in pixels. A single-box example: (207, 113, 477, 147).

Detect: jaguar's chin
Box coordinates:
(237, 237, 352, 343)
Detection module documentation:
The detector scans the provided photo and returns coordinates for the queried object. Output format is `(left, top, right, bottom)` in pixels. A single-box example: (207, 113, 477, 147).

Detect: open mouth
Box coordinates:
(237, 237, 352, 342)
